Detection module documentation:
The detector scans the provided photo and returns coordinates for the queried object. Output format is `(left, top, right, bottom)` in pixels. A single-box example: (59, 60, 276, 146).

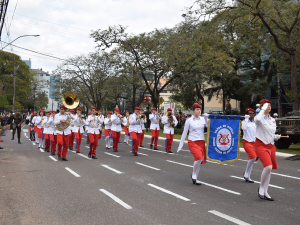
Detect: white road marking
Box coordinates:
(69, 150, 92, 160)
(32, 142, 36, 146)
(22, 129, 29, 132)
(49, 156, 58, 162)
(140, 147, 166, 154)
(147, 143, 163, 147)
(135, 162, 160, 170)
(65, 167, 81, 177)
(102, 165, 123, 174)
(99, 189, 132, 209)
(208, 210, 251, 225)
(148, 183, 190, 201)
(238, 159, 257, 163)
(230, 176, 285, 189)
(271, 172, 300, 180)
(85, 146, 89, 148)
(104, 152, 120, 158)
(137, 152, 148, 156)
(199, 181, 241, 195)
(166, 160, 193, 168)
(39, 148, 44, 152)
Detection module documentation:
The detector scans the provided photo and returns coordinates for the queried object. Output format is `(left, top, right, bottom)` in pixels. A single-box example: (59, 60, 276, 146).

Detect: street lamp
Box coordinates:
(1, 34, 40, 50)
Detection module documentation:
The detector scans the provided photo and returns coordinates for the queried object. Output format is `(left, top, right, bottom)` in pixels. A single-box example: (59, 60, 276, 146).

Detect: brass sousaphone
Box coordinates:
(55, 91, 80, 131)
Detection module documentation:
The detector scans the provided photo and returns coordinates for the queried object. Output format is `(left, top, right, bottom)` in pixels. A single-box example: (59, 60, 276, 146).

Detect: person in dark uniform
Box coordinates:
(11, 109, 23, 144)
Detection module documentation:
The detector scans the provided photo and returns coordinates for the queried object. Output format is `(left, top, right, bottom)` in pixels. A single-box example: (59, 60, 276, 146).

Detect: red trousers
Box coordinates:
(37, 128, 43, 138)
(124, 126, 130, 136)
(112, 131, 121, 150)
(69, 132, 75, 148)
(75, 131, 83, 152)
(255, 139, 277, 169)
(44, 134, 50, 150)
(165, 133, 174, 151)
(50, 134, 57, 153)
(87, 133, 90, 142)
(139, 130, 145, 146)
(131, 132, 142, 153)
(151, 129, 159, 148)
(243, 140, 257, 160)
(57, 133, 70, 159)
(29, 125, 31, 133)
(89, 132, 99, 156)
(188, 140, 207, 163)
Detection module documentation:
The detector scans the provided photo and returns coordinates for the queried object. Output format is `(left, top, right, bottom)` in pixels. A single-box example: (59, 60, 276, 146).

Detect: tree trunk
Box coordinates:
(290, 53, 299, 110)
(132, 84, 136, 112)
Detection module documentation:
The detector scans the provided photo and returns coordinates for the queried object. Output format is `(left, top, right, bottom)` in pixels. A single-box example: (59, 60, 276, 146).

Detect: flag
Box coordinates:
(206, 114, 241, 164)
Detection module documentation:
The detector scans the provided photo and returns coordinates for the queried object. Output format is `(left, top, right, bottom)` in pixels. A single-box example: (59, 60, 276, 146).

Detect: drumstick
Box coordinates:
(280, 135, 289, 138)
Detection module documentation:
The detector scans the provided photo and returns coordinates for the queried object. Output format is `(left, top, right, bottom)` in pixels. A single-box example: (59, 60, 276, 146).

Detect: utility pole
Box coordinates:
(277, 72, 282, 117)
(12, 62, 17, 113)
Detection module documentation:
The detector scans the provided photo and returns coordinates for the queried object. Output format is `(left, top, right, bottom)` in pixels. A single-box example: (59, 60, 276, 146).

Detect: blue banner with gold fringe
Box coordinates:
(206, 114, 241, 164)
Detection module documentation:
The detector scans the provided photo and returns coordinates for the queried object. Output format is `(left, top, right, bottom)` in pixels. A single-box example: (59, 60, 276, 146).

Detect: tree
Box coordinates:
(184, 0, 300, 110)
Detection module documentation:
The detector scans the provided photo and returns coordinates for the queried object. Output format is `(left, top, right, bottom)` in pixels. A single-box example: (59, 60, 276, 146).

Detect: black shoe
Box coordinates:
(264, 196, 274, 201)
(191, 175, 201, 185)
(134, 153, 138, 156)
(88, 152, 91, 158)
(58, 155, 62, 160)
(76, 151, 80, 153)
(165, 149, 168, 152)
(0, 147, 3, 149)
(69, 147, 73, 150)
(106, 147, 109, 149)
(51, 152, 55, 155)
(140, 145, 144, 147)
(113, 149, 118, 152)
(168, 151, 173, 153)
(18, 141, 22, 144)
(150, 145, 153, 149)
(11, 137, 14, 140)
(92, 156, 97, 159)
(132, 149, 134, 154)
(244, 177, 254, 183)
(62, 158, 68, 161)
(46, 150, 50, 152)
(258, 188, 264, 199)
(154, 148, 159, 150)
(87, 141, 90, 144)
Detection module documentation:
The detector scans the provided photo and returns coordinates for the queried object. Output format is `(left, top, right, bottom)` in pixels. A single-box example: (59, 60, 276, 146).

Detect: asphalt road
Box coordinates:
(0, 125, 299, 225)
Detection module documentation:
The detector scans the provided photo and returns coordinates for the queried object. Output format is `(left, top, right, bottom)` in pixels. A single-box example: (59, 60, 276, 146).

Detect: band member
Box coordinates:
(139, 108, 147, 147)
(10, 109, 23, 144)
(35, 110, 46, 149)
(162, 108, 178, 153)
(54, 105, 75, 161)
(149, 107, 161, 150)
(73, 107, 86, 153)
(49, 111, 58, 155)
(122, 111, 130, 144)
(86, 113, 92, 144)
(31, 111, 39, 144)
(111, 108, 122, 152)
(26, 113, 31, 125)
(129, 107, 142, 156)
(98, 110, 104, 139)
(86, 107, 103, 159)
(28, 112, 33, 134)
(177, 104, 208, 185)
(256, 99, 281, 201)
(242, 108, 257, 183)
(43, 111, 52, 152)
(104, 112, 112, 149)
(68, 110, 76, 150)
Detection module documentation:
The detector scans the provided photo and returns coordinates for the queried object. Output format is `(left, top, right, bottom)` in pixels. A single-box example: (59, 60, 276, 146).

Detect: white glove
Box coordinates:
(245, 115, 250, 120)
(262, 103, 268, 111)
(203, 113, 209, 119)
(274, 134, 281, 141)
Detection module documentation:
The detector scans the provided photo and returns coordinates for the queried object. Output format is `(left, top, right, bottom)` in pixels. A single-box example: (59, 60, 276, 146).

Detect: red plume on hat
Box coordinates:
(167, 108, 172, 111)
(192, 103, 202, 109)
(60, 105, 66, 109)
(107, 111, 112, 114)
(77, 107, 81, 111)
(91, 106, 96, 110)
(245, 108, 255, 113)
(114, 107, 120, 112)
(135, 107, 140, 110)
(259, 99, 272, 105)
(152, 107, 157, 111)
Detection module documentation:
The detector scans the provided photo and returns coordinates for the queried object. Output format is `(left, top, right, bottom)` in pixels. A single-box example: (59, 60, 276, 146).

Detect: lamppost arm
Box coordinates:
(1, 35, 40, 50)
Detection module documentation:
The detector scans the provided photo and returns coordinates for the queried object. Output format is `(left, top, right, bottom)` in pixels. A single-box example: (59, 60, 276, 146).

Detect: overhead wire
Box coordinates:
(4, 48, 63, 61)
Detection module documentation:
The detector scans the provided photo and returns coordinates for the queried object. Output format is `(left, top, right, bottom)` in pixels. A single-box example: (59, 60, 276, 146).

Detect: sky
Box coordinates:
(1, 0, 194, 74)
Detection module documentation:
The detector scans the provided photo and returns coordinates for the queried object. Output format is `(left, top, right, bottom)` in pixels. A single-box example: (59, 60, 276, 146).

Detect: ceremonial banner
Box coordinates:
(206, 114, 241, 164)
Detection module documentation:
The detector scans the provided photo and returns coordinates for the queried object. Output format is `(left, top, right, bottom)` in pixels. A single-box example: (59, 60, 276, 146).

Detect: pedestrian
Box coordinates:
(73, 107, 86, 153)
(104, 112, 112, 149)
(177, 104, 209, 185)
(122, 111, 130, 145)
(149, 107, 161, 150)
(226, 99, 231, 115)
(242, 108, 257, 183)
(139, 108, 147, 147)
(255, 99, 281, 201)
(10, 109, 23, 144)
(162, 108, 178, 153)
(129, 107, 143, 156)
(111, 107, 122, 152)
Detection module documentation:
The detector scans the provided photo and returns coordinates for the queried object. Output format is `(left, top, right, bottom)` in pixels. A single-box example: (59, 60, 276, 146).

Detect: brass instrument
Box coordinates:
(94, 111, 100, 117)
(140, 114, 146, 120)
(158, 112, 164, 116)
(55, 92, 79, 131)
(80, 115, 86, 120)
(126, 116, 129, 126)
(41, 116, 44, 127)
(166, 111, 174, 128)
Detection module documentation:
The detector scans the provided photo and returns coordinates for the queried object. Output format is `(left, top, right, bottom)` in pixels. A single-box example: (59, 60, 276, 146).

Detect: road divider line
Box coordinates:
(102, 165, 123, 174)
(271, 172, 300, 180)
(104, 152, 120, 158)
(140, 147, 166, 153)
(147, 143, 163, 147)
(69, 150, 92, 160)
(85, 146, 89, 148)
(238, 159, 257, 163)
(208, 210, 251, 225)
(39, 148, 44, 152)
(65, 167, 81, 177)
(200, 181, 241, 195)
(22, 129, 29, 132)
(135, 162, 160, 170)
(137, 152, 148, 156)
(99, 189, 132, 209)
(166, 160, 193, 168)
(32, 142, 36, 146)
(49, 156, 58, 162)
(148, 183, 190, 201)
(230, 176, 284, 189)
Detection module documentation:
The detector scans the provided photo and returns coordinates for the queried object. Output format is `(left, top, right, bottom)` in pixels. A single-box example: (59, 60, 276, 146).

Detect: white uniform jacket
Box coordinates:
(162, 115, 178, 135)
(104, 117, 112, 130)
(43, 117, 52, 134)
(69, 114, 77, 132)
(73, 115, 86, 133)
(32, 116, 37, 126)
(122, 116, 129, 127)
(129, 113, 142, 133)
(111, 114, 122, 132)
(98, 115, 105, 131)
(86, 114, 102, 134)
(242, 118, 256, 142)
(178, 116, 208, 152)
(141, 117, 146, 130)
(254, 109, 276, 145)
(54, 113, 76, 135)
(149, 113, 161, 130)
(35, 116, 47, 129)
